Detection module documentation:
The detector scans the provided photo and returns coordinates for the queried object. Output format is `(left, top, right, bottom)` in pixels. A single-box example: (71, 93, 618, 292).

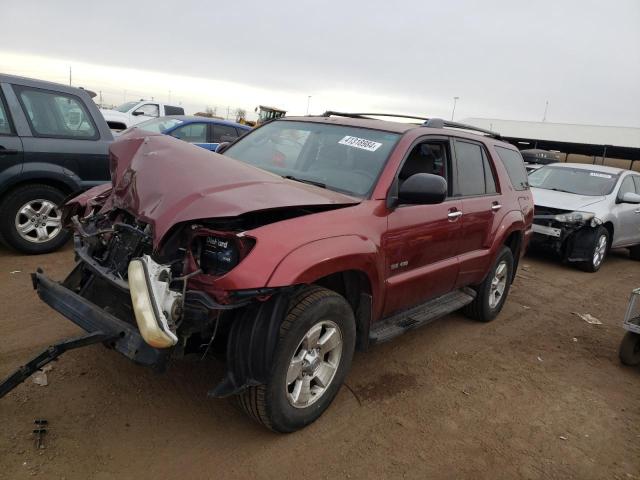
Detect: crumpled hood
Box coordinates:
(96, 130, 359, 245)
(531, 187, 606, 211)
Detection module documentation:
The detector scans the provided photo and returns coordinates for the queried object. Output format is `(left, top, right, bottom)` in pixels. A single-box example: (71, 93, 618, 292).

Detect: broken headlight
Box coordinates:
(192, 232, 255, 276)
(553, 211, 595, 225)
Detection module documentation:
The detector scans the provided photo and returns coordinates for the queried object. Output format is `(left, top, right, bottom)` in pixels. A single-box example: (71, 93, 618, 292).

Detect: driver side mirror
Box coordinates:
(620, 191, 640, 204)
(216, 142, 231, 154)
(132, 110, 145, 116)
(398, 173, 447, 205)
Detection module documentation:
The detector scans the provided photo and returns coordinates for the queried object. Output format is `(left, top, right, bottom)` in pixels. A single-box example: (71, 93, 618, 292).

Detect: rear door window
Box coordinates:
(212, 124, 239, 142)
(453, 140, 497, 196)
(495, 146, 529, 191)
(15, 86, 97, 139)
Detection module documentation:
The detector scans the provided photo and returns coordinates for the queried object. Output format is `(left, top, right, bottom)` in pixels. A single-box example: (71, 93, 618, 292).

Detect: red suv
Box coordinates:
(2, 113, 533, 432)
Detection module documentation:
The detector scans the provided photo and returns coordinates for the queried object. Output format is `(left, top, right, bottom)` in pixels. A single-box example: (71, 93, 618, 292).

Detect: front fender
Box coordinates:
(266, 235, 384, 317)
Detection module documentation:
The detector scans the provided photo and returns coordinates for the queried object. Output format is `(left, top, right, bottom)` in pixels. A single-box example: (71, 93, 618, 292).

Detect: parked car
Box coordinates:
(5, 113, 533, 432)
(525, 162, 547, 174)
(529, 163, 640, 271)
(131, 115, 251, 151)
(101, 101, 185, 131)
(0, 74, 113, 254)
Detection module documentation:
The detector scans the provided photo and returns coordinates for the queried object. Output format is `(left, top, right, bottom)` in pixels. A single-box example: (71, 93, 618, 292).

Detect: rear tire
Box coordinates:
(619, 332, 640, 366)
(0, 184, 70, 254)
(236, 286, 356, 433)
(577, 226, 609, 272)
(464, 246, 514, 322)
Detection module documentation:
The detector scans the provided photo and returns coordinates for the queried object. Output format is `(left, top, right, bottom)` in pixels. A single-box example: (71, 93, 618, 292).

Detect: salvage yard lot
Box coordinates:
(1, 246, 639, 479)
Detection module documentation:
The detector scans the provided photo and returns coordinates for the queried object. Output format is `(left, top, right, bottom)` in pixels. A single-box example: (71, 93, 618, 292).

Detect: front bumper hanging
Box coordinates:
(0, 270, 168, 399)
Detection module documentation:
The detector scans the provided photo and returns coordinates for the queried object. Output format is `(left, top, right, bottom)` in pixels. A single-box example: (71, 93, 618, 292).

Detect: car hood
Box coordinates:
(531, 187, 606, 211)
(95, 131, 360, 245)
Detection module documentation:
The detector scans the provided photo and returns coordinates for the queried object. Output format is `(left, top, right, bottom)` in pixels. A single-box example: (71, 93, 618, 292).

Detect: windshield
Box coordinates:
(115, 101, 139, 113)
(529, 166, 619, 196)
(223, 121, 400, 197)
(134, 117, 184, 133)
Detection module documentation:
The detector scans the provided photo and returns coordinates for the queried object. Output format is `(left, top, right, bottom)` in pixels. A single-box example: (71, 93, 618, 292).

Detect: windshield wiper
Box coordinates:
(282, 175, 327, 189)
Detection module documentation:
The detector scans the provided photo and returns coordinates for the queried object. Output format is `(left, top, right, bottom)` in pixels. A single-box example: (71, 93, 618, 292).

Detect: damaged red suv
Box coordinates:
(2, 112, 533, 432)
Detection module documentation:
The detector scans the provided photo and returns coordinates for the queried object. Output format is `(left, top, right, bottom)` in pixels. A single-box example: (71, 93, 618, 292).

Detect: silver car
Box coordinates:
(529, 163, 640, 272)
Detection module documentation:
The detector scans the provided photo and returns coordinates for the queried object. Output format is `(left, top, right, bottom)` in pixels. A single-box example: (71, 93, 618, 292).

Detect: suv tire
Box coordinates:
(464, 246, 514, 322)
(619, 331, 640, 366)
(0, 184, 70, 254)
(629, 244, 640, 261)
(577, 226, 609, 272)
(236, 286, 356, 433)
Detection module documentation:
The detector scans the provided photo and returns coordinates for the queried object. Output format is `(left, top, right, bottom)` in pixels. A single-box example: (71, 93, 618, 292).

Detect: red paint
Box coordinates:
(68, 121, 533, 323)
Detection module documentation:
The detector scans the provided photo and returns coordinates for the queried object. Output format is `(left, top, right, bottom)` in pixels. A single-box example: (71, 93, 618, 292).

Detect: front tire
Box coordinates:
(577, 226, 609, 272)
(237, 286, 356, 432)
(464, 246, 514, 322)
(0, 184, 70, 254)
(619, 332, 640, 366)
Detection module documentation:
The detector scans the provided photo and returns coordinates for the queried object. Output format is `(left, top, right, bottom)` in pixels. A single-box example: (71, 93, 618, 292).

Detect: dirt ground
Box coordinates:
(0, 244, 639, 480)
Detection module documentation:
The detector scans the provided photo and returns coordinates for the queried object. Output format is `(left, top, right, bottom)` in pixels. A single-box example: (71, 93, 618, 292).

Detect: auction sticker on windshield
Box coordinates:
(590, 172, 612, 179)
(338, 136, 383, 152)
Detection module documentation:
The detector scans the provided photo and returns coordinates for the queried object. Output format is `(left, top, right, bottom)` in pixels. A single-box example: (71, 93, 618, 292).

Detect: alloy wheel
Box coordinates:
(488, 260, 508, 309)
(14, 199, 62, 244)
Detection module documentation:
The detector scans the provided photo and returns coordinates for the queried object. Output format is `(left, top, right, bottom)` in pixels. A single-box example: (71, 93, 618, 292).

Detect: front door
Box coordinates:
(383, 138, 461, 316)
(614, 175, 640, 247)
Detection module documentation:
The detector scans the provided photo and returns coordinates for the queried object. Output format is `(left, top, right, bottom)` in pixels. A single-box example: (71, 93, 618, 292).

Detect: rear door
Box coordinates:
(451, 138, 503, 287)
(383, 137, 462, 316)
(11, 84, 110, 186)
(0, 85, 23, 180)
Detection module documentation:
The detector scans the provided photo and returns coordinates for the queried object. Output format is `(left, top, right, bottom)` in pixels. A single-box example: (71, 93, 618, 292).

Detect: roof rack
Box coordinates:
(320, 111, 501, 139)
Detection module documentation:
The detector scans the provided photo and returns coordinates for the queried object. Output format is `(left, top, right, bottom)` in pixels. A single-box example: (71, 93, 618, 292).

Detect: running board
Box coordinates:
(369, 288, 476, 344)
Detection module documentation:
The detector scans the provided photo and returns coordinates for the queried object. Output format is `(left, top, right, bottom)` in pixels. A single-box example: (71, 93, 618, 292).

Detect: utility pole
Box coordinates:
(99, 90, 103, 107)
(306, 95, 312, 115)
(451, 96, 459, 121)
(542, 100, 549, 122)
(69, 66, 72, 86)
(226, 106, 230, 120)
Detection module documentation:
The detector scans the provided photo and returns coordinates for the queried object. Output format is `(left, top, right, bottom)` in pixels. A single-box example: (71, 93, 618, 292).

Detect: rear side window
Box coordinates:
(0, 93, 12, 135)
(164, 105, 184, 115)
(16, 86, 97, 139)
(454, 140, 496, 196)
(495, 146, 529, 191)
(212, 124, 239, 142)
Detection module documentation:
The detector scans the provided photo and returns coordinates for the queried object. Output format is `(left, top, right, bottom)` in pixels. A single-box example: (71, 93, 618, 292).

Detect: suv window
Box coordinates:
(495, 146, 529, 191)
(135, 104, 159, 117)
(0, 94, 12, 135)
(16, 87, 97, 139)
(212, 124, 239, 143)
(399, 141, 450, 194)
(454, 140, 496, 196)
(170, 123, 207, 143)
(619, 176, 636, 198)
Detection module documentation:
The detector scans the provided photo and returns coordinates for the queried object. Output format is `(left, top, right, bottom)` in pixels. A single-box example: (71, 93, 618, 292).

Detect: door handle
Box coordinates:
(448, 210, 463, 221)
(0, 148, 19, 155)
(491, 202, 502, 212)
(634, 209, 640, 214)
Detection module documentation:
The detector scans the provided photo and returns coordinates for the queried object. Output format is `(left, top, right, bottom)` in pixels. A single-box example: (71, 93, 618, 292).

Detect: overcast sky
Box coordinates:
(2, 0, 639, 125)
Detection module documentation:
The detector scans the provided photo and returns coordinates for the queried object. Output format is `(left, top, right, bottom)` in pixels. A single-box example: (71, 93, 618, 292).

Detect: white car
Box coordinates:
(529, 163, 640, 272)
(100, 101, 185, 132)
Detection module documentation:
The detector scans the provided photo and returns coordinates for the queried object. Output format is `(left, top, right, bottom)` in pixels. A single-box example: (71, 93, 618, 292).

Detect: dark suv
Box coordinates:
(0, 74, 112, 254)
(1, 112, 533, 432)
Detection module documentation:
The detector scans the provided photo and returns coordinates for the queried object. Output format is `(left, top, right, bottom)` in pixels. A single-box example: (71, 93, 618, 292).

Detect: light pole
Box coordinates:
(451, 96, 459, 121)
(306, 96, 312, 115)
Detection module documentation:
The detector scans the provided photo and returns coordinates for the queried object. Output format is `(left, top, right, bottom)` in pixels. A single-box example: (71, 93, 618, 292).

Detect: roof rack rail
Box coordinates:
(321, 111, 430, 122)
(439, 120, 501, 139)
(320, 111, 501, 138)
